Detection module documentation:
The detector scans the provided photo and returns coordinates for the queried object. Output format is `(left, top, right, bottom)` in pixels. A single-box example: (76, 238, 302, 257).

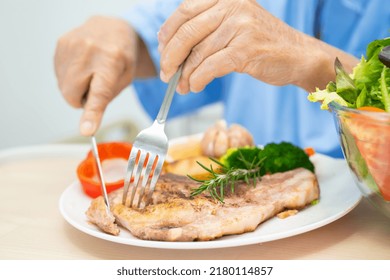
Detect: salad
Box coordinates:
(308, 37, 390, 203)
(308, 37, 390, 111)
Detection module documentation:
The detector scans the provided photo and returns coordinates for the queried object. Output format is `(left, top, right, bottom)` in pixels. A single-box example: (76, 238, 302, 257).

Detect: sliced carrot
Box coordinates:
(358, 106, 386, 112)
(304, 147, 316, 157)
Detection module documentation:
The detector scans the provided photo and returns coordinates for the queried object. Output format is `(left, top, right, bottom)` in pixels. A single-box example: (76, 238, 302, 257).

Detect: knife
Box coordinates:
(90, 135, 111, 209)
(91, 135, 110, 210)
(81, 92, 111, 210)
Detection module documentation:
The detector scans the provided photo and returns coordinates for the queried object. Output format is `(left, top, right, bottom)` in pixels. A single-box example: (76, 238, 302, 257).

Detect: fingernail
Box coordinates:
(177, 88, 186, 95)
(176, 85, 184, 94)
(160, 70, 168, 83)
(80, 120, 95, 136)
(176, 82, 189, 95)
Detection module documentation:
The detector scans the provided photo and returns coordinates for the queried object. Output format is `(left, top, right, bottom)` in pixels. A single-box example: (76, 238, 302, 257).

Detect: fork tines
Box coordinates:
(122, 66, 182, 209)
(122, 147, 164, 209)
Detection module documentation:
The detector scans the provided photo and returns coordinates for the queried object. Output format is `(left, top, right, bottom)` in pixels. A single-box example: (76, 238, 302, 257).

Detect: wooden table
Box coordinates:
(0, 144, 389, 260)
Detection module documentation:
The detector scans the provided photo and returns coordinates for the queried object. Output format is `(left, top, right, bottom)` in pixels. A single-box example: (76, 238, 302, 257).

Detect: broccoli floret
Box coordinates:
(219, 142, 314, 175)
(259, 142, 315, 174)
(219, 146, 263, 169)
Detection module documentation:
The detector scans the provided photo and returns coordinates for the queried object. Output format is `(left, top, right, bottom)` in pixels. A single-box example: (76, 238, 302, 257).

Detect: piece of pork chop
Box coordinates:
(86, 196, 120, 236)
(86, 168, 319, 241)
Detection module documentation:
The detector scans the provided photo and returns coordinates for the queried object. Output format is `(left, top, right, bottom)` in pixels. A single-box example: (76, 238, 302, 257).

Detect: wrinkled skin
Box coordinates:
(54, 16, 155, 136)
(54, 1, 359, 136)
(157, 0, 358, 94)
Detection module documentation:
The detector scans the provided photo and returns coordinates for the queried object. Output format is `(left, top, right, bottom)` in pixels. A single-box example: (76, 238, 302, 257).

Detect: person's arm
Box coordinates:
(289, 33, 359, 92)
(157, 0, 359, 94)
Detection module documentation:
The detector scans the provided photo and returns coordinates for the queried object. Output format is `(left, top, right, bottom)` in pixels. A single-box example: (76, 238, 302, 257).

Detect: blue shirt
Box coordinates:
(125, 0, 390, 158)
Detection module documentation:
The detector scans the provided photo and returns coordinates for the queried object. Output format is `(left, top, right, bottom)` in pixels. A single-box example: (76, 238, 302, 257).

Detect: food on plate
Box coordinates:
(77, 142, 132, 198)
(276, 209, 298, 219)
(190, 142, 314, 202)
(166, 134, 203, 162)
(86, 196, 120, 235)
(84, 121, 320, 241)
(163, 155, 220, 180)
(308, 37, 390, 201)
(87, 169, 318, 241)
(221, 142, 314, 174)
(201, 120, 254, 158)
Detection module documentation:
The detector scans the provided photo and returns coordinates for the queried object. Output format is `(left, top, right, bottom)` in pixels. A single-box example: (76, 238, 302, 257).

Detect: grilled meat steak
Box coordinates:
(86, 168, 319, 241)
(86, 196, 120, 236)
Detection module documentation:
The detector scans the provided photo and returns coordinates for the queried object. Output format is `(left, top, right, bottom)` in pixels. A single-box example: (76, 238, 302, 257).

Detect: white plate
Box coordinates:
(59, 138, 361, 250)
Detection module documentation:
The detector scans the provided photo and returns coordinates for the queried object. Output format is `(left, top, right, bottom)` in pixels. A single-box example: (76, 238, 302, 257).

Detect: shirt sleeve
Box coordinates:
(123, 0, 223, 120)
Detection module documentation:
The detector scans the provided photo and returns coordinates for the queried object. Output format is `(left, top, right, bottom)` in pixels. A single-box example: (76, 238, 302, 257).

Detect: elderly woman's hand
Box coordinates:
(157, 0, 357, 94)
(54, 16, 154, 136)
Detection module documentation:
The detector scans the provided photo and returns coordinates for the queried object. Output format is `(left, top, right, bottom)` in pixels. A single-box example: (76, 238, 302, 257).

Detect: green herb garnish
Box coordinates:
(188, 151, 265, 203)
(189, 142, 314, 202)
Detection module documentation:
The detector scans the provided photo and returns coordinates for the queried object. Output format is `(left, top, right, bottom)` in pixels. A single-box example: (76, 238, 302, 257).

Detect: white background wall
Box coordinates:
(0, 0, 222, 150)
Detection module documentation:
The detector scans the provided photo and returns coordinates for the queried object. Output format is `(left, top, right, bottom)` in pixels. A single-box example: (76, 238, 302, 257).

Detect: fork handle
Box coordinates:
(156, 65, 183, 125)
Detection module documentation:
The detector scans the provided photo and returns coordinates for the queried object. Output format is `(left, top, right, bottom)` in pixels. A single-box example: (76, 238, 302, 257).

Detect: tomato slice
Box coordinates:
(345, 112, 390, 201)
(77, 142, 132, 198)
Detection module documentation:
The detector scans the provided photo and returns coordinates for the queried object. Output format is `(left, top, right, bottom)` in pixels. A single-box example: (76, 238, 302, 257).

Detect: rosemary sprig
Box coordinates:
(188, 152, 265, 203)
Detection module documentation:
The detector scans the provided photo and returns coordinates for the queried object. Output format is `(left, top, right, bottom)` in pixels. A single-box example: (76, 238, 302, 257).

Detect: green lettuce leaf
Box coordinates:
(308, 37, 390, 111)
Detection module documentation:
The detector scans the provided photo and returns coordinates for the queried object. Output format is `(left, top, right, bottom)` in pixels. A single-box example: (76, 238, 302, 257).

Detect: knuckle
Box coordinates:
(224, 49, 243, 72)
(97, 45, 127, 73)
(92, 76, 117, 101)
(78, 37, 97, 53)
(94, 75, 111, 91)
(188, 46, 204, 66)
(179, 0, 196, 19)
(105, 45, 125, 61)
(234, 14, 252, 29)
(176, 23, 199, 42)
(86, 101, 106, 114)
(86, 93, 110, 113)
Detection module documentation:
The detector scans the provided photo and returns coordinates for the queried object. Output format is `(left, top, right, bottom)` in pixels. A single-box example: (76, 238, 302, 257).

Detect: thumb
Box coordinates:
(79, 75, 113, 136)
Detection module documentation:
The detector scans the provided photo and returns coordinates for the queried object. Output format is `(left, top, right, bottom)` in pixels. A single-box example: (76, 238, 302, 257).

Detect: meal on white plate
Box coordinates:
(80, 121, 319, 241)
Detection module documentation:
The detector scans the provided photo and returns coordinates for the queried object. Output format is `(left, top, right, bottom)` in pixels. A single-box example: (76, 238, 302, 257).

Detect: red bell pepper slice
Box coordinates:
(77, 142, 132, 198)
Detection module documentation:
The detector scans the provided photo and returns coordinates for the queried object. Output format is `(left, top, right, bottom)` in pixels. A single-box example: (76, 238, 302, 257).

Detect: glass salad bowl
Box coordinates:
(330, 102, 390, 218)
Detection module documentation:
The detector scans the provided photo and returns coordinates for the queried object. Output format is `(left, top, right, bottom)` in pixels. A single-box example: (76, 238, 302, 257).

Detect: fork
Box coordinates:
(122, 66, 183, 208)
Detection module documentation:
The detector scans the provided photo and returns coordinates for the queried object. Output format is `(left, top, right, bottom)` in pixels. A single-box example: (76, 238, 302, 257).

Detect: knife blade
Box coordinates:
(90, 135, 111, 209)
